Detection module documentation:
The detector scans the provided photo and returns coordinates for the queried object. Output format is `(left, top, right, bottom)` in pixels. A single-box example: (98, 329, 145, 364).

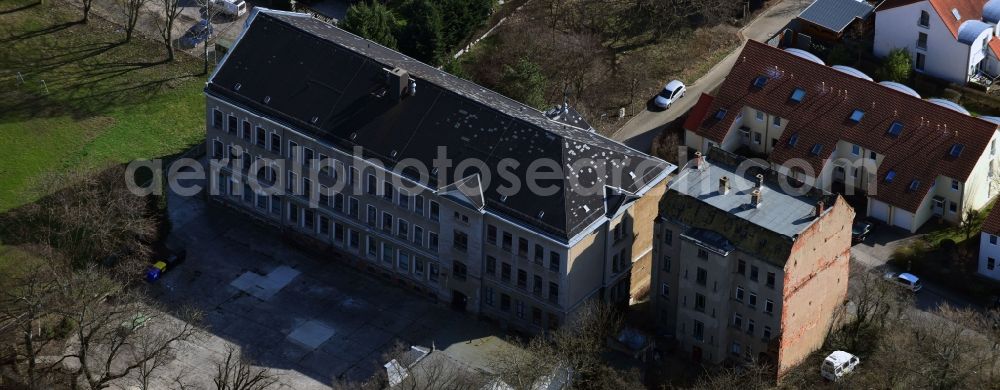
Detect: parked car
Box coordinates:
(181, 20, 213, 48)
(883, 272, 922, 292)
(145, 249, 187, 282)
(211, 0, 248, 18)
(851, 220, 873, 243)
(653, 80, 686, 110)
(821, 351, 859, 381)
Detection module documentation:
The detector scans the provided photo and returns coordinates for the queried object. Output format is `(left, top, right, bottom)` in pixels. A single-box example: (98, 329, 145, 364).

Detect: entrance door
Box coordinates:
(451, 290, 467, 312)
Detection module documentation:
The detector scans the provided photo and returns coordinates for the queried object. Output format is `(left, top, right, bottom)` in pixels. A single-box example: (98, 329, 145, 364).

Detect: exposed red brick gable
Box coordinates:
(983, 203, 1000, 235)
(689, 40, 997, 213)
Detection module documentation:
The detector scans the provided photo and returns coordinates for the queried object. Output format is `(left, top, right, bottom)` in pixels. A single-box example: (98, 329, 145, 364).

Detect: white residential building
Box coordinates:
(979, 205, 1000, 280)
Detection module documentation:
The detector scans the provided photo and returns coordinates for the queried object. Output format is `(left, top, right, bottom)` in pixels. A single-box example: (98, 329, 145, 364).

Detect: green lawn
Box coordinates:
(0, 0, 207, 212)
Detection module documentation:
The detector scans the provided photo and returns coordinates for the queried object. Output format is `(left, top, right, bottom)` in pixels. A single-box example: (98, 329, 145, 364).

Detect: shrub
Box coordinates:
(879, 48, 912, 83)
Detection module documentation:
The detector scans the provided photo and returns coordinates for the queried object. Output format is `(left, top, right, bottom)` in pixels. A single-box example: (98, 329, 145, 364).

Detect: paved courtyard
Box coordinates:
(147, 185, 501, 388)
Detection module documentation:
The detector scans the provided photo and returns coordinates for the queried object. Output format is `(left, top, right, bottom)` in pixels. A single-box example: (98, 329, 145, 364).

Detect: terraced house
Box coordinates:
(652, 148, 853, 375)
(684, 40, 1000, 233)
(203, 9, 673, 332)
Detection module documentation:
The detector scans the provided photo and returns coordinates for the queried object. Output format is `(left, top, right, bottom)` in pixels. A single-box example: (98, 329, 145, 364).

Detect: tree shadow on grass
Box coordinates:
(0, 19, 82, 44)
(0, 1, 40, 15)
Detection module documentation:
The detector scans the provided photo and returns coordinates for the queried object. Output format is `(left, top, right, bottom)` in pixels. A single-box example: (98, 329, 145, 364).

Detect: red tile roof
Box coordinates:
(683, 93, 714, 132)
(984, 204, 1000, 235)
(990, 38, 1000, 59)
(689, 40, 997, 213)
(877, 0, 988, 38)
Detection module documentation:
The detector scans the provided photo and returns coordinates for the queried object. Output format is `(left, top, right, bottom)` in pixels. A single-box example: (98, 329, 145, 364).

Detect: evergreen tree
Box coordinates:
(340, 1, 400, 49)
(398, 0, 446, 64)
(499, 57, 548, 109)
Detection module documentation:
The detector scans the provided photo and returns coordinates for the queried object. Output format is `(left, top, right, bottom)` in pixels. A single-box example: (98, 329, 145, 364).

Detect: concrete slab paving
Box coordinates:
(287, 320, 337, 350)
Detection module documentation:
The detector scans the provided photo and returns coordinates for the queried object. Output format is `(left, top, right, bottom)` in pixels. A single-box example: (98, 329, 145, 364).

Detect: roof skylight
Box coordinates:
(885, 170, 896, 183)
(715, 109, 727, 120)
(849, 109, 865, 123)
(887, 121, 903, 137)
(788, 133, 799, 146)
(810, 144, 823, 156)
(949, 143, 965, 157)
(790, 88, 806, 103)
(753, 75, 769, 89)
(909, 179, 921, 191)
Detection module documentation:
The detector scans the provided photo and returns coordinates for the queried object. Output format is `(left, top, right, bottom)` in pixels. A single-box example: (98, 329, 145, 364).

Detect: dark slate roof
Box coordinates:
(689, 40, 996, 213)
(798, 0, 874, 33)
(208, 10, 672, 241)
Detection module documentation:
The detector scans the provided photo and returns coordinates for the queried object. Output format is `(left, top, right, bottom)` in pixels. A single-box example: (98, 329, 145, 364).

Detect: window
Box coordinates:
(660, 283, 670, 297)
(414, 258, 425, 277)
(381, 243, 394, 264)
(749, 292, 757, 308)
(334, 193, 344, 211)
(382, 180, 393, 201)
(909, 180, 921, 192)
(518, 238, 528, 257)
(849, 109, 864, 123)
(548, 282, 559, 304)
(916, 52, 926, 71)
(788, 133, 799, 146)
(772, 116, 781, 126)
(733, 313, 743, 329)
(270, 195, 281, 215)
(766, 272, 776, 288)
(414, 195, 425, 216)
(737, 260, 746, 275)
(319, 215, 330, 235)
(662, 255, 672, 272)
(212, 140, 224, 158)
(484, 288, 494, 306)
(453, 262, 467, 280)
(413, 225, 424, 246)
(398, 251, 409, 271)
(517, 270, 527, 289)
(349, 230, 360, 250)
(731, 342, 741, 356)
(950, 201, 958, 213)
(532, 307, 542, 325)
(951, 179, 960, 191)
(887, 122, 903, 138)
(988, 257, 996, 270)
(765, 299, 774, 314)
(549, 252, 560, 273)
(753, 133, 762, 144)
(763, 326, 772, 340)
(241, 120, 251, 141)
(917, 32, 927, 49)
(288, 140, 298, 162)
(366, 174, 377, 195)
(382, 212, 393, 232)
(664, 230, 673, 246)
(348, 197, 359, 218)
(755, 110, 764, 121)
(212, 109, 223, 129)
(270, 133, 280, 154)
(696, 267, 707, 286)
(302, 148, 314, 165)
(919, 10, 929, 27)
(747, 319, 755, 335)
(397, 189, 409, 209)
(319, 185, 330, 206)
(486, 256, 496, 276)
(334, 222, 345, 245)
(851, 144, 861, 156)
(502, 232, 513, 251)
(714, 109, 727, 120)
(534, 244, 544, 264)
(697, 248, 708, 259)
(750, 266, 759, 282)
(790, 88, 805, 103)
(752, 76, 768, 89)
(288, 203, 299, 224)
(810, 144, 823, 156)
(366, 236, 377, 257)
(303, 209, 315, 229)
(500, 294, 511, 311)
(487, 225, 497, 245)
(453, 231, 468, 252)
(429, 201, 440, 221)
(501, 263, 511, 282)
(991, 235, 997, 245)
(693, 320, 704, 341)
(429, 232, 439, 250)
(515, 300, 525, 319)
(694, 293, 706, 312)
(256, 193, 268, 209)
(534, 275, 543, 295)
(228, 115, 238, 134)
(255, 127, 266, 146)
(397, 219, 409, 238)
(885, 170, 896, 183)
(429, 263, 440, 282)
(735, 286, 744, 301)
(349, 167, 359, 189)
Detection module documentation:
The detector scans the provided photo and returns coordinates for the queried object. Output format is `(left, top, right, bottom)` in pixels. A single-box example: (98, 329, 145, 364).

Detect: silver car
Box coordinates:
(653, 80, 686, 109)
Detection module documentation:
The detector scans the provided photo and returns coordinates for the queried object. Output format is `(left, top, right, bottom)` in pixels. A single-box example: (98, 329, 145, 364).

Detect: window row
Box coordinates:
(212, 110, 281, 154)
(483, 287, 560, 329)
(485, 224, 561, 273)
(485, 256, 560, 304)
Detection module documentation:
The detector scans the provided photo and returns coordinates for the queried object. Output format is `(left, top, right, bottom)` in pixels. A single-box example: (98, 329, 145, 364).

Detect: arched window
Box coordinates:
(919, 10, 930, 27)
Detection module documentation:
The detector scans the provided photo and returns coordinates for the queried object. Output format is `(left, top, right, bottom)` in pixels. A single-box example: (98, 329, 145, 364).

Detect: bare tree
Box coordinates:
(120, 0, 149, 43)
(830, 263, 910, 354)
(691, 363, 774, 390)
(194, 0, 222, 75)
(214, 346, 279, 390)
(82, 0, 96, 23)
(0, 165, 158, 278)
(157, 0, 184, 61)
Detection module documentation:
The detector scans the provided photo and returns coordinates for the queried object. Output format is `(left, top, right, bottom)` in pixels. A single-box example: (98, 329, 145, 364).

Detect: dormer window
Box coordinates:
(810, 144, 823, 156)
(753, 76, 769, 89)
(887, 121, 903, 137)
(909, 179, 921, 192)
(949, 143, 965, 157)
(790, 88, 806, 103)
(885, 170, 896, 183)
(849, 109, 865, 123)
(788, 133, 799, 147)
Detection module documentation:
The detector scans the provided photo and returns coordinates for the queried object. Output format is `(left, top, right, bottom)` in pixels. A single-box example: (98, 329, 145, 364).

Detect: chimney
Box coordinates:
(694, 151, 704, 170)
(751, 189, 762, 208)
(815, 200, 825, 218)
(385, 67, 410, 101)
(755, 173, 764, 190)
(719, 176, 730, 195)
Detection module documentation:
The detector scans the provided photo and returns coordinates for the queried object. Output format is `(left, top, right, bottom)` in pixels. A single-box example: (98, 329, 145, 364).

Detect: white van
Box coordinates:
(211, 0, 247, 18)
(821, 351, 859, 381)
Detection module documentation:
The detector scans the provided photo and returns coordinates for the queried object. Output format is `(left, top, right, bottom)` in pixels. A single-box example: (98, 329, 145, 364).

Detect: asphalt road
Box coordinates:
(610, 0, 813, 153)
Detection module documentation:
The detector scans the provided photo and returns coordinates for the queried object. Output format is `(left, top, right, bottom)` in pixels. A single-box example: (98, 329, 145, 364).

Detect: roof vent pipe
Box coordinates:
(694, 151, 704, 170)
(719, 176, 730, 195)
(815, 200, 825, 218)
(755, 173, 764, 190)
(751, 189, 763, 208)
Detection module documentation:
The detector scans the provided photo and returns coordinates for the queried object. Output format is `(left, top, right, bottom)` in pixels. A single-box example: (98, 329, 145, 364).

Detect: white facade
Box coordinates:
(980, 231, 1000, 280)
(874, 1, 1000, 83)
